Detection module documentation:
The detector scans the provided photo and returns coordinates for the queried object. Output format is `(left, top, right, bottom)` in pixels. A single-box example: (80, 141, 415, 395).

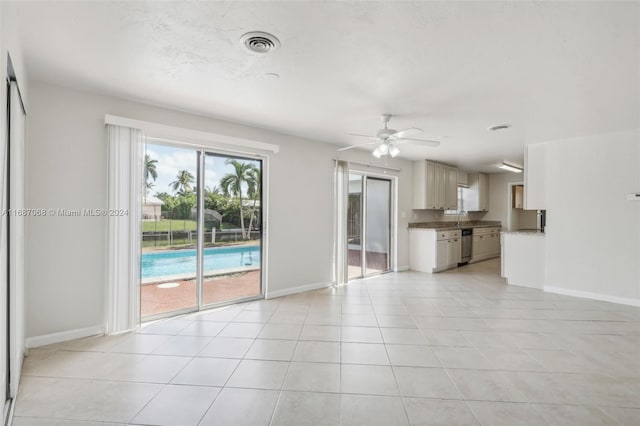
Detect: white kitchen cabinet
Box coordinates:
(434, 163, 445, 209)
(436, 239, 448, 270)
(447, 237, 461, 265)
(470, 227, 501, 263)
(457, 170, 468, 186)
(410, 228, 461, 273)
(413, 160, 458, 210)
(466, 172, 489, 212)
(425, 160, 436, 210)
(445, 166, 459, 210)
(524, 143, 546, 210)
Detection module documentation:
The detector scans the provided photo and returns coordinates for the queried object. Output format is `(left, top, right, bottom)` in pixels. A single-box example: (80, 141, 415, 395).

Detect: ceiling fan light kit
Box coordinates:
(338, 114, 440, 159)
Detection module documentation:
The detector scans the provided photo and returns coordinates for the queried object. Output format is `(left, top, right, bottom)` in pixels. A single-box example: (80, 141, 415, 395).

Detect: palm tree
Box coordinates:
(170, 170, 195, 195)
(144, 154, 158, 196)
(246, 167, 261, 239)
(220, 159, 256, 239)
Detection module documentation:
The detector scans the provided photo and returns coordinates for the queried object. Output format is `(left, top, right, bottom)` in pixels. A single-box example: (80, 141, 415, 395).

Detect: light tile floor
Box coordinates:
(12, 259, 640, 425)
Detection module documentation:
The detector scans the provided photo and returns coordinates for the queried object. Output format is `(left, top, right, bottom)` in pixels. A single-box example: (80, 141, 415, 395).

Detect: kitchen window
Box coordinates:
(444, 186, 468, 215)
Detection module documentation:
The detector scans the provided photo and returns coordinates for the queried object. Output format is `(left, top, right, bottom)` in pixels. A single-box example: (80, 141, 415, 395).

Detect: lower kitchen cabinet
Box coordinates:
(410, 229, 461, 273)
(470, 227, 501, 263)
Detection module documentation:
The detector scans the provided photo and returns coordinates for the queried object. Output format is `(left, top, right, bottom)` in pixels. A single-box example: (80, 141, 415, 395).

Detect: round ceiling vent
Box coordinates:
(240, 31, 281, 54)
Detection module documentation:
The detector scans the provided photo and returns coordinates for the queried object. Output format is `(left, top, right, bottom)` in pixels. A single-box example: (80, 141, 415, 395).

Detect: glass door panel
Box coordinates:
(201, 153, 262, 306)
(365, 177, 391, 275)
(347, 174, 363, 280)
(140, 143, 199, 320)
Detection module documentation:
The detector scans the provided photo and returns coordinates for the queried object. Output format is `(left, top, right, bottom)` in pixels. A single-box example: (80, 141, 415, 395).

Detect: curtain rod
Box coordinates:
(333, 158, 402, 172)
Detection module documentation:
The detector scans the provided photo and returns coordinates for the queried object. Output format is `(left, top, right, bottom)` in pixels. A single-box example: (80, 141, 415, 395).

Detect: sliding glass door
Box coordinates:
(201, 153, 262, 306)
(140, 144, 199, 319)
(346, 173, 392, 279)
(365, 177, 391, 275)
(140, 142, 263, 321)
(347, 174, 363, 280)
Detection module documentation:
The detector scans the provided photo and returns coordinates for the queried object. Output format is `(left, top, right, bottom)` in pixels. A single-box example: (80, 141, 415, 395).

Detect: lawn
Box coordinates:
(142, 219, 197, 232)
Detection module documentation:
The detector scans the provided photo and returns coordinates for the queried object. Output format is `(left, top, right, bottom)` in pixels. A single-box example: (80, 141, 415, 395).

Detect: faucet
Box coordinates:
(456, 210, 467, 228)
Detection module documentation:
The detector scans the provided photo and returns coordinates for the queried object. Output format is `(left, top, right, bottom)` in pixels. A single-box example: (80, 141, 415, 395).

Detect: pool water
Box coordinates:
(141, 245, 260, 279)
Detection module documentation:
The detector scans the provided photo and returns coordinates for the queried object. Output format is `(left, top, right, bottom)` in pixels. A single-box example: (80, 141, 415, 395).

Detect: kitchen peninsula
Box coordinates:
(501, 230, 545, 289)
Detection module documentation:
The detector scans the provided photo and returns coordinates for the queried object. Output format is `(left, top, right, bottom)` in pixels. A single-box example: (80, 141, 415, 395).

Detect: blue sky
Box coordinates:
(145, 142, 259, 196)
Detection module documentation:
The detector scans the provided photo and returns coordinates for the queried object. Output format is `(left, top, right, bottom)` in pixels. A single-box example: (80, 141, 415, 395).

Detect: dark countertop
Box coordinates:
(408, 221, 502, 231)
(502, 229, 545, 236)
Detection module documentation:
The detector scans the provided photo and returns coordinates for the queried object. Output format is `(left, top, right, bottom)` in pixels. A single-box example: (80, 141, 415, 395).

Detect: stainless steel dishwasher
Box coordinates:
(459, 228, 473, 264)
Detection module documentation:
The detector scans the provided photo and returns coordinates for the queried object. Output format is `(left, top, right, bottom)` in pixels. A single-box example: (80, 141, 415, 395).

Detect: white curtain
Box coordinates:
(106, 124, 143, 334)
(333, 160, 349, 285)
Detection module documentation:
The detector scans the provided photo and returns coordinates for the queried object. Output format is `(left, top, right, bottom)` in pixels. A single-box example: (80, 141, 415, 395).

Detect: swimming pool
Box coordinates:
(141, 245, 260, 279)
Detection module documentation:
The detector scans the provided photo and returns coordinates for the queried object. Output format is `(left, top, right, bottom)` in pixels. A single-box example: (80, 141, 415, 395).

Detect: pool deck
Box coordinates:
(141, 270, 261, 318)
(141, 265, 259, 285)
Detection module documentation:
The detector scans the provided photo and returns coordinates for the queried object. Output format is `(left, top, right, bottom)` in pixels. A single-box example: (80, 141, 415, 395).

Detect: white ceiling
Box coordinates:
(15, 1, 640, 172)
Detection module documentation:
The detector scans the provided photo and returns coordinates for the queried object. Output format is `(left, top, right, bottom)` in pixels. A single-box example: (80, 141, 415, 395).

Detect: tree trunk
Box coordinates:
(239, 195, 246, 239)
(247, 198, 257, 240)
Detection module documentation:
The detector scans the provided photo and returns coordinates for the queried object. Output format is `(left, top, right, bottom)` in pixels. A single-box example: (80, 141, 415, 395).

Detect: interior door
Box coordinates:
(1, 80, 9, 422)
(8, 81, 25, 400)
(2, 80, 26, 416)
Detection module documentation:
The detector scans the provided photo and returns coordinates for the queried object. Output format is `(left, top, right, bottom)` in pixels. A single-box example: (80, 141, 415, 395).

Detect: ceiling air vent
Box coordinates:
(240, 31, 281, 54)
(488, 124, 511, 132)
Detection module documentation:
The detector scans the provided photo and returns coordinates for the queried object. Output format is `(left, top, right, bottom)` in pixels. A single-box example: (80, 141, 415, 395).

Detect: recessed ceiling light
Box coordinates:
(240, 31, 281, 54)
(488, 124, 511, 131)
(264, 72, 280, 79)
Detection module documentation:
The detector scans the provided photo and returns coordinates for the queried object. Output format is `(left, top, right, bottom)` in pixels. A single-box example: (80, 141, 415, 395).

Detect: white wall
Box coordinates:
(25, 81, 417, 340)
(514, 207, 537, 230)
(544, 129, 640, 303)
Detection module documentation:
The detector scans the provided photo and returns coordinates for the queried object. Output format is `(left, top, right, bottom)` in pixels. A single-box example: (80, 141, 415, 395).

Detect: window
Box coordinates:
(444, 186, 468, 215)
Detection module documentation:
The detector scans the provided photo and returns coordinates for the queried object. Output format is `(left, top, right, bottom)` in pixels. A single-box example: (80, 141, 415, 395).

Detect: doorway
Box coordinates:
(140, 142, 263, 321)
(506, 182, 537, 232)
(346, 173, 392, 280)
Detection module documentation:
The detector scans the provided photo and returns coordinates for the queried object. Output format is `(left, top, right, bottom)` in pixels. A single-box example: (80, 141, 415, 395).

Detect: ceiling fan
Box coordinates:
(338, 114, 440, 158)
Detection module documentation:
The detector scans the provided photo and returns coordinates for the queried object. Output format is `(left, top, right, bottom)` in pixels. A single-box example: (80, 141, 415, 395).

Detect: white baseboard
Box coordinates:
(395, 265, 410, 272)
(26, 324, 105, 349)
(544, 286, 640, 307)
(266, 281, 333, 299)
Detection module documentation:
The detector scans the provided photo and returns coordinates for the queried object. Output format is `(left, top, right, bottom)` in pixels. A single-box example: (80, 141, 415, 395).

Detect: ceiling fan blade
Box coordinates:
(337, 141, 380, 151)
(346, 133, 380, 141)
(390, 127, 423, 139)
(394, 137, 440, 147)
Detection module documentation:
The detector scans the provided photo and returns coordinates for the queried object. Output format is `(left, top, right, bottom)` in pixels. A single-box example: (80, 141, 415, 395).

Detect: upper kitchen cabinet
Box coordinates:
(466, 172, 489, 212)
(413, 160, 458, 210)
(524, 143, 547, 210)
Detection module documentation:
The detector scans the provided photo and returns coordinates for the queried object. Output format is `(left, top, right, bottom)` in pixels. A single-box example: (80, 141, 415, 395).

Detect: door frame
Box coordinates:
(506, 181, 525, 232)
(140, 138, 268, 322)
